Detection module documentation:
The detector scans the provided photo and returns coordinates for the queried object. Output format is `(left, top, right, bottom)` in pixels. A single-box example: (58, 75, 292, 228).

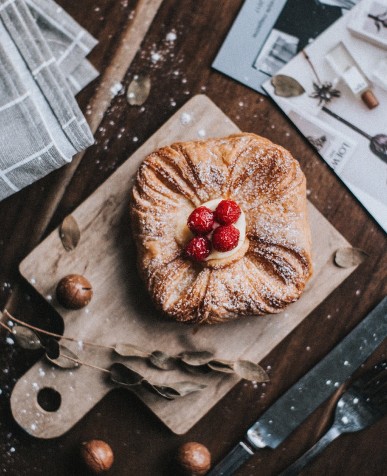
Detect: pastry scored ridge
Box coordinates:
(130, 133, 313, 324)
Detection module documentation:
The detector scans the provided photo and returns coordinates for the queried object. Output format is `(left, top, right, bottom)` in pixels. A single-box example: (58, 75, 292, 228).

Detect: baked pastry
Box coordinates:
(130, 133, 312, 324)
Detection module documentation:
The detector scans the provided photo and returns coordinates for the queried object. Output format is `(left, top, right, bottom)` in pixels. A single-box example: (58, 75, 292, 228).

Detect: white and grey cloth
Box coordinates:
(0, 0, 98, 201)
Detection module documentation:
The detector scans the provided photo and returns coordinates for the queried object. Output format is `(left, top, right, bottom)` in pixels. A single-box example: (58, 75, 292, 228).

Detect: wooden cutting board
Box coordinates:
(12, 95, 356, 438)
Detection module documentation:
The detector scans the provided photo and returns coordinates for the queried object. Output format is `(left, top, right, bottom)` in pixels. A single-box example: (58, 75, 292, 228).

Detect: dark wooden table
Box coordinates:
(0, 1, 386, 475)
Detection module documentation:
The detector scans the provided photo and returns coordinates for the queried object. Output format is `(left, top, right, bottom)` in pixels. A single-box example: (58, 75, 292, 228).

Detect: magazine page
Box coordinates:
(263, 0, 387, 232)
(213, 0, 359, 93)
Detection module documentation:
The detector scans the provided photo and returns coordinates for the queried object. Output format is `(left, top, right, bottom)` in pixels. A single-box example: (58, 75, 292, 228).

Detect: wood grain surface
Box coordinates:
(13, 95, 355, 438)
(0, 0, 386, 475)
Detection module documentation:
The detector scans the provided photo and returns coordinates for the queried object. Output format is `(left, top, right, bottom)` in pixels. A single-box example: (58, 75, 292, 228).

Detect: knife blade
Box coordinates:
(208, 296, 387, 476)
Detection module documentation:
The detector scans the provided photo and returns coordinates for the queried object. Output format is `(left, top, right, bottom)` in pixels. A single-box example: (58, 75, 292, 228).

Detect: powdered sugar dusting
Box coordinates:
(131, 133, 312, 323)
(166, 30, 177, 42)
(180, 112, 192, 124)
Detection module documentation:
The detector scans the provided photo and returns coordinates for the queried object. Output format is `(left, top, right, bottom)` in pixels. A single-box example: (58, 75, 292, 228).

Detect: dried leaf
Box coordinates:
(149, 351, 177, 370)
(59, 215, 80, 251)
(233, 360, 269, 382)
(46, 343, 79, 369)
(114, 343, 150, 358)
(179, 351, 214, 366)
(180, 362, 211, 375)
(334, 247, 368, 268)
(147, 381, 206, 400)
(127, 75, 151, 106)
(110, 363, 144, 387)
(171, 381, 207, 397)
(207, 359, 235, 374)
(271, 75, 305, 97)
(12, 324, 42, 350)
(145, 382, 179, 400)
(44, 338, 60, 360)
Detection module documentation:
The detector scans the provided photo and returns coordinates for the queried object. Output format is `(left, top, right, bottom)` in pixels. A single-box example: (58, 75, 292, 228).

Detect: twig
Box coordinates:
(302, 50, 322, 84)
(58, 353, 110, 374)
(0, 319, 13, 334)
(3, 310, 114, 350)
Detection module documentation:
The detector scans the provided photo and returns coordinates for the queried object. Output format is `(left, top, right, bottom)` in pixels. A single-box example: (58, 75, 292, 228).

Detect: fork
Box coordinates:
(280, 361, 387, 476)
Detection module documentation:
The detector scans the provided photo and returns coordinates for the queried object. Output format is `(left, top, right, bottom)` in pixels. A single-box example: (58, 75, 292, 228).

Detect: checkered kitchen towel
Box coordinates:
(0, 0, 98, 201)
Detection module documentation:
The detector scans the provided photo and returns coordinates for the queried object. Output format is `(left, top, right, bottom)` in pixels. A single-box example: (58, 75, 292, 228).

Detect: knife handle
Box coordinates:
(207, 441, 255, 476)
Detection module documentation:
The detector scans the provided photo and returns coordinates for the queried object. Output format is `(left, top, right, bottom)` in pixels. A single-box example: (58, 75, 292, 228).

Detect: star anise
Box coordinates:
(310, 82, 341, 105)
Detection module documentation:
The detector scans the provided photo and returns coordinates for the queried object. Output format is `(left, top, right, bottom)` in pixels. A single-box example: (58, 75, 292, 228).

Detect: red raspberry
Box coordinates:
(187, 206, 214, 235)
(214, 200, 241, 225)
(212, 225, 240, 252)
(185, 236, 211, 261)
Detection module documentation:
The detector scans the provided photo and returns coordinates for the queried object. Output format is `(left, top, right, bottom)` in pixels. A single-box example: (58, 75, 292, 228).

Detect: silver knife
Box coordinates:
(208, 296, 387, 476)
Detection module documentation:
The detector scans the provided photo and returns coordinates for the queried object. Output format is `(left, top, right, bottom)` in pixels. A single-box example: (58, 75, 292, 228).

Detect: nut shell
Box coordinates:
(56, 274, 93, 309)
(80, 439, 114, 473)
(176, 442, 211, 476)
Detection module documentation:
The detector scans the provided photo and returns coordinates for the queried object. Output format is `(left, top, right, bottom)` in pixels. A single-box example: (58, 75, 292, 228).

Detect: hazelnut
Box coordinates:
(176, 442, 211, 476)
(56, 274, 93, 309)
(80, 439, 114, 474)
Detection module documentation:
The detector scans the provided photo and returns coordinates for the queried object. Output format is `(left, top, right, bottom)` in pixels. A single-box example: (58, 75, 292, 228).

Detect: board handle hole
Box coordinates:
(37, 387, 61, 412)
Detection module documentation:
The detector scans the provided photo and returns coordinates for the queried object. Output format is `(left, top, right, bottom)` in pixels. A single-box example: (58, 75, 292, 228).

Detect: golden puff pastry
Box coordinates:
(130, 133, 312, 324)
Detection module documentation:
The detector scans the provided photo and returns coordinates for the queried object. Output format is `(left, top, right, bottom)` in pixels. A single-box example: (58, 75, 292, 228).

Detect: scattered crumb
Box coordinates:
(180, 112, 192, 125)
(151, 51, 162, 63)
(166, 31, 177, 42)
(110, 82, 123, 97)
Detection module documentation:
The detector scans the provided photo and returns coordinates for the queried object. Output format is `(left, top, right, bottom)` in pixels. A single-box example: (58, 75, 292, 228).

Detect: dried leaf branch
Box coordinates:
(3, 310, 114, 350)
(3, 311, 269, 382)
(110, 363, 206, 400)
(1, 319, 205, 400)
(115, 348, 269, 382)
